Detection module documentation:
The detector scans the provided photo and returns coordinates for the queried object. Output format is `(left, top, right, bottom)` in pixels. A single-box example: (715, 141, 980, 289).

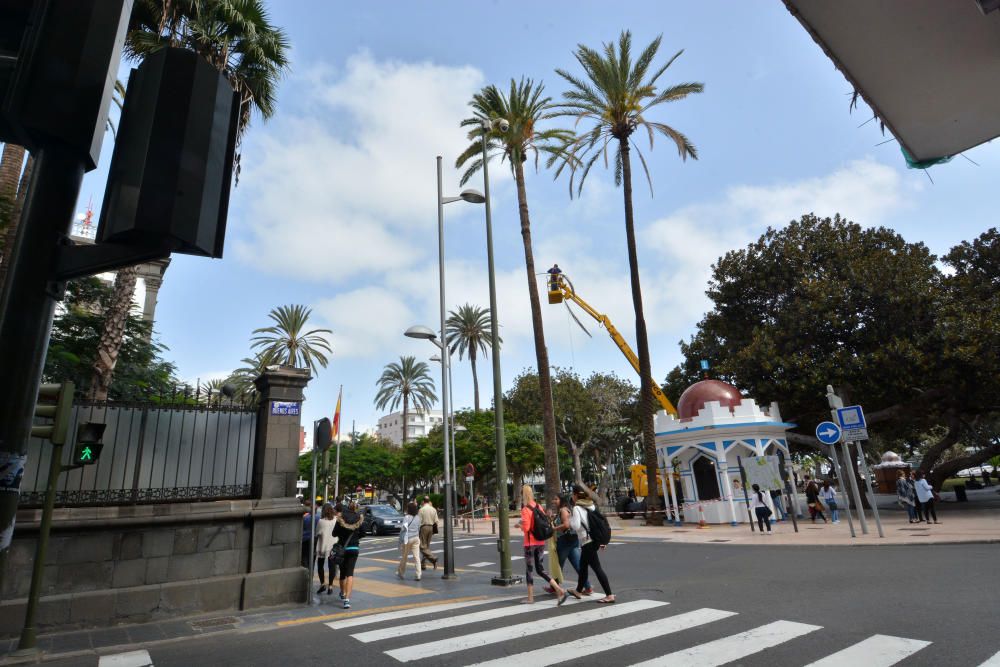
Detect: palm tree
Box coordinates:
(88, 0, 290, 399)
(374, 356, 437, 444)
(456, 78, 573, 504)
(226, 351, 274, 404)
(445, 303, 500, 412)
(250, 304, 332, 371)
(554, 31, 703, 525)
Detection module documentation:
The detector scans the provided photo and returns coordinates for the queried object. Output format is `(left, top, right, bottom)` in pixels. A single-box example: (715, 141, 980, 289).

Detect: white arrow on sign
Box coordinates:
(818, 426, 838, 440)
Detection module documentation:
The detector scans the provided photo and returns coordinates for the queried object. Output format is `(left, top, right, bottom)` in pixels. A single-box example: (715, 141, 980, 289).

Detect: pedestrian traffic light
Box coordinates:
(71, 422, 105, 466)
(314, 418, 332, 452)
(30, 382, 75, 445)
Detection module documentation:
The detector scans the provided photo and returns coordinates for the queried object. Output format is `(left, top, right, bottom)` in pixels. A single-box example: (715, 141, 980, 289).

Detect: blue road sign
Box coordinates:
(836, 405, 866, 430)
(815, 421, 842, 445)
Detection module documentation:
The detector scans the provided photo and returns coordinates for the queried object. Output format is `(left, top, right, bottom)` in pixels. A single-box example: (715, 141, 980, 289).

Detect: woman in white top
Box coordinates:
(314, 504, 338, 595)
(397, 502, 423, 581)
(568, 485, 613, 603)
(913, 471, 939, 524)
(749, 484, 773, 534)
(818, 480, 839, 524)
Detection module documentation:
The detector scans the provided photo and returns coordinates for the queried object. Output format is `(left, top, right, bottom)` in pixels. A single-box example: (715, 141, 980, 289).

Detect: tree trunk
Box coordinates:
(402, 392, 409, 444)
(470, 346, 480, 412)
(0, 149, 31, 292)
(0, 143, 24, 203)
(89, 265, 139, 400)
(618, 140, 662, 525)
(512, 159, 560, 504)
(595, 448, 615, 506)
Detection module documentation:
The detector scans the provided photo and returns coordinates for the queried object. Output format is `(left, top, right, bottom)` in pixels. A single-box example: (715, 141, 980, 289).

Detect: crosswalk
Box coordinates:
(321, 594, 952, 666)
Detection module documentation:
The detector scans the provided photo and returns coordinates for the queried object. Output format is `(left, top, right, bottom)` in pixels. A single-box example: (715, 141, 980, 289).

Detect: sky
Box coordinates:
(76, 1, 1000, 445)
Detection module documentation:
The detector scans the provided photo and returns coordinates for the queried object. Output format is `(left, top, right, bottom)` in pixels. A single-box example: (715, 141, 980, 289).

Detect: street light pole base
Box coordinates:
(441, 573, 458, 580)
(491, 575, 523, 587)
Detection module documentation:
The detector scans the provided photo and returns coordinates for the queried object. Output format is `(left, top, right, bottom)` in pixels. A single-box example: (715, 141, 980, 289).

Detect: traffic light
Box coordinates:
(30, 381, 74, 445)
(314, 418, 332, 453)
(71, 422, 105, 465)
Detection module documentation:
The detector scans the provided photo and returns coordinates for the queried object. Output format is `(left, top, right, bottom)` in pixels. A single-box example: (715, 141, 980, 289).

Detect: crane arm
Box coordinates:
(549, 274, 678, 417)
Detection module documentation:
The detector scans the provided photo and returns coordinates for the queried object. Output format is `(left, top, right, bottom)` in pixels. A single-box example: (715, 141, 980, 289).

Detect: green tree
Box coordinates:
(456, 78, 573, 505)
(251, 304, 332, 372)
(225, 352, 273, 405)
(555, 31, 704, 524)
(445, 303, 498, 412)
(374, 356, 437, 444)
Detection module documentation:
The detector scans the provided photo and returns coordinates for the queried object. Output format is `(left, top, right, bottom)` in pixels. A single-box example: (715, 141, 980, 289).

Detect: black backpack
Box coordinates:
(530, 503, 554, 541)
(583, 506, 611, 546)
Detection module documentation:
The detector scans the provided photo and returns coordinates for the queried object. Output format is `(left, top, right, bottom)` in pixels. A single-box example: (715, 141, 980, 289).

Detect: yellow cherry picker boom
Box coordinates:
(545, 266, 678, 418)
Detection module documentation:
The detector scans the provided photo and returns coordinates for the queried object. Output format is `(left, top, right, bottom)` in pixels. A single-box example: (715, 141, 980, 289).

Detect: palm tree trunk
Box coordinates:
(0, 143, 24, 202)
(619, 140, 663, 526)
(470, 347, 480, 412)
(0, 146, 30, 292)
(402, 392, 409, 444)
(513, 159, 560, 506)
(89, 265, 139, 400)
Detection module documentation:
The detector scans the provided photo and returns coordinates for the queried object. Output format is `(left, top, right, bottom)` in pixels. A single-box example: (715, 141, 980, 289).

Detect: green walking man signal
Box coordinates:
(71, 423, 106, 466)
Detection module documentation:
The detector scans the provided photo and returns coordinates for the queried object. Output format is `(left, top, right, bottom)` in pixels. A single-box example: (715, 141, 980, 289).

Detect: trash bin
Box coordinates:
(954, 484, 968, 502)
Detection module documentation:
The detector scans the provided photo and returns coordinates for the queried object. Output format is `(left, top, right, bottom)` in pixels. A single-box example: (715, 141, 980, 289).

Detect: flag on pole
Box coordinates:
(332, 386, 343, 440)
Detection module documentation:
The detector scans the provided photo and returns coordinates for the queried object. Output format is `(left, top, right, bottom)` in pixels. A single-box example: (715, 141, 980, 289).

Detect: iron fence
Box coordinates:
(19, 398, 257, 507)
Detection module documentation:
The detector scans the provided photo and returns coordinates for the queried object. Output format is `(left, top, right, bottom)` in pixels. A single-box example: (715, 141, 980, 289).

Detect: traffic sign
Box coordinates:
(815, 421, 842, 445)
(836, 405, 869, 441)
(464, 463, 476, 478)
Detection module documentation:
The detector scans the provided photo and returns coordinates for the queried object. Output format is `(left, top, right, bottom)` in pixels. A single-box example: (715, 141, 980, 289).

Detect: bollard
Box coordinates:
(492, 520, 496, 535)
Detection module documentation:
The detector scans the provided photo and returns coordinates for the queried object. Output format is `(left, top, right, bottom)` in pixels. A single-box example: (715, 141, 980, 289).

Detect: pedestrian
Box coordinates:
(547, 494, 592, 596)
(896, 470, 918, 523)
(417, 496, 439, 570)
(301, 500, 317, 567)
(908, 470, 923, 521)
(333, 501, 364, 609)
(750, 484, 773, 534)
(803, 475, 827, 523)
(914, 471, 940, 524)
(516, 485, 572, 604)
(396, 501, 422, 581)
(314, 503, 338, 595)
(569, 484, 614, 603)
(769, 487, 788, 521)
(819, 480, 839, 524)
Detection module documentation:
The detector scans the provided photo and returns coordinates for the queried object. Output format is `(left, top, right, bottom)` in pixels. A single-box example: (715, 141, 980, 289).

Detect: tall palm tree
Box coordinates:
(456, 78, 573, 504)
(226, 351, 274, 404)
(554, 31, 703, 525)
(0, 144, 31, 291)
(374, 356, 437, 444)
(250, 304, 332, 372)
(444, 303, 500, 412)
(88, 0, 290, 399)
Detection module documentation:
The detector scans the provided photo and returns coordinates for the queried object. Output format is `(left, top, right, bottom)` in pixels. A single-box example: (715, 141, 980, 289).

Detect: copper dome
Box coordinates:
(676, 379, 743, 420)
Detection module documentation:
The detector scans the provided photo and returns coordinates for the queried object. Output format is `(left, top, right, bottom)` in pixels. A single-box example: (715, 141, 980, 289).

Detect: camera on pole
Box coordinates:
(30, 382, 75, 445)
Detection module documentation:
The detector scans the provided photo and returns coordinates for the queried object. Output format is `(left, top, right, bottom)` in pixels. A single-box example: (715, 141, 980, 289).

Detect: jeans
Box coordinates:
(556, 535, 590, 590)
(771, 495, 788, 521)
(825, 499, 839, 522)
(904, 503, 917, 521)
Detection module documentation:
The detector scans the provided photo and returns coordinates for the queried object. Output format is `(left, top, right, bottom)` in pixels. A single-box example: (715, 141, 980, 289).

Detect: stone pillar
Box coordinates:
(253, 366, 311, 499)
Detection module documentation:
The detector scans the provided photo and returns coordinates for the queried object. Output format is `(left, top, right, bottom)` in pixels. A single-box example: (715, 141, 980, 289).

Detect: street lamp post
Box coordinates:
(431, 352, 458, 522)
(477, 118, 519, 586)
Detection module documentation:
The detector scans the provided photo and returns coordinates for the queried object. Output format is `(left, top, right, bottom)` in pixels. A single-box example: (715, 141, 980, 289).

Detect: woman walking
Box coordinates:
(569, 485, 614, 604)
(314, 504, 338, 595)
(750, 484, 773, 534)
(550, 494, 592, 595)
(396, 502, 422, 581)
(819, 480, 839, 524)
(517, 485, 572, 604)
(804, 476, 828, 523)
(914, 471, 940, 524)
(333, 501, 364, 609)
(897, 470, 918, 523)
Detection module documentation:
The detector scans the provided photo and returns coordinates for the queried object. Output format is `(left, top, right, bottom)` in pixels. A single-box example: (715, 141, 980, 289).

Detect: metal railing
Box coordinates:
(19, 398, 257, 507)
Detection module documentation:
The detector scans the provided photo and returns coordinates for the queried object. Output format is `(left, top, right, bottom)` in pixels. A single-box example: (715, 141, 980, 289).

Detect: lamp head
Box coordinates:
(404, 325, 437, 340)
(459, 188, 486, 204)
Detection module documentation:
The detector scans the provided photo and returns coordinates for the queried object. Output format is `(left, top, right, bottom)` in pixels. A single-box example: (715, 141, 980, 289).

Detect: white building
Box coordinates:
(376, 409, 444, 445)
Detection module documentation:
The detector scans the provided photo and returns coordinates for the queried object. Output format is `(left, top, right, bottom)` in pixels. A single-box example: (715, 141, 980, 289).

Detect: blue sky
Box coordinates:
(78, 1, 1000, 443)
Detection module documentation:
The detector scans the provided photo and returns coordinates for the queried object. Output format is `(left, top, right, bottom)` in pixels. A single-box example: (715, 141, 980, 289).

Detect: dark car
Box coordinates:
(361, 504, 404, 535)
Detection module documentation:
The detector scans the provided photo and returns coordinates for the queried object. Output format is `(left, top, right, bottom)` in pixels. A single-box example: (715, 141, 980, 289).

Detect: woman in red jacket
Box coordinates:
(517, 485, 576, 604)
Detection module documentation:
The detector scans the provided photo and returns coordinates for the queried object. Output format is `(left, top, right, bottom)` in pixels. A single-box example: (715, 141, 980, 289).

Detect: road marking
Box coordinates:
(351, 596, 580, 642)
(281, 595, 491, 627)
(385, 599, 667, 662)
(467, 561, 494, 567)
(99, 651, 154, 667)
(804, 634, 931, 666)
(352, 566, 385, 574)
(351, 577, 433, 597)
(629, 620, 821, 666)
(456, 545, 475, 549)
(511, 556, 523, 560)
(979, 650, 1000, 666)
(327, 595, 521, 630)
(361, 536, 487, 556)
(466, 607, 736, 667)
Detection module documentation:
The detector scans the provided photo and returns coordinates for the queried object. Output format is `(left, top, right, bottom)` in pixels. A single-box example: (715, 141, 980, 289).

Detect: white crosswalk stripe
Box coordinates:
(978, 650, 1000, 666)
(326, 595, 520, 630)
(324, 595, 950, 667)
(467, 561, 494, 567)
(98, 651, 154, 667)
(804, 634, 931, 666)
(386, 599, 667, 662)
(628, 620, 821, 667)
(466, 607, 735, 667)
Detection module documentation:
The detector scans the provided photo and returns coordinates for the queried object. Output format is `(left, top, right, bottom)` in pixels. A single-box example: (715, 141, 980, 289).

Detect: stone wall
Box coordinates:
(0, 367, 312, 637)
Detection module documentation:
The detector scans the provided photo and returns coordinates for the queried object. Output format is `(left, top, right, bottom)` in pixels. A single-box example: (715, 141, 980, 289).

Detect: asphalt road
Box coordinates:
(42, 537, 1000, 667)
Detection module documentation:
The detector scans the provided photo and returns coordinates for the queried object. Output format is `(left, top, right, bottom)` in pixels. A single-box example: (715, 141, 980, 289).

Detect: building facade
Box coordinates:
(376, 409, 444, 445)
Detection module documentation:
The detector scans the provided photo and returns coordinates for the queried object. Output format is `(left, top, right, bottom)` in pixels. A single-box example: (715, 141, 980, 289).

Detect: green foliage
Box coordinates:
(251, 304, 332, 372)
(43, 277, 179, 399)
(300, 433, 402, 500)
(374, 356, 437, 414)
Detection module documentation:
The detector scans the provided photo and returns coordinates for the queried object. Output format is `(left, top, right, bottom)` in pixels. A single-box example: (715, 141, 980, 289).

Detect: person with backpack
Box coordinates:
(332, 501, 364, 609)
(569, 484, 614, 604)
(517, 485, 574, 605)
(750, 484, 773, 534)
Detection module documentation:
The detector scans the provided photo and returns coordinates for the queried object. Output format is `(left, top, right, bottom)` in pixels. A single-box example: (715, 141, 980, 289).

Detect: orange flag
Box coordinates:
(332, 386, 343, 440)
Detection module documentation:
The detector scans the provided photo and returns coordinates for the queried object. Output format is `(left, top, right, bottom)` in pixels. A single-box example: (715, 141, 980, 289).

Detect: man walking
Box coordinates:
(418, 496, 439, 570)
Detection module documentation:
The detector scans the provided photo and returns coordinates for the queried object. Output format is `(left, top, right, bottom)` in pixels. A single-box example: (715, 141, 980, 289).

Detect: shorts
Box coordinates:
(340, 550, 359, 580)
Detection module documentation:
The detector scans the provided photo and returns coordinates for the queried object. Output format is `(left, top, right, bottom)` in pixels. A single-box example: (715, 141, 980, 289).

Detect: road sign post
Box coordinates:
(855, 440, 885, 538)
(814, 421, 856, 537)
(827, 387, 869, 535)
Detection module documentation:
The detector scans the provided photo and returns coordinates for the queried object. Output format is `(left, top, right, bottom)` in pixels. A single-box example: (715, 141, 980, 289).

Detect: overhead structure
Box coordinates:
(782, 0, 1000, 162)
(546, 269, 678, 417)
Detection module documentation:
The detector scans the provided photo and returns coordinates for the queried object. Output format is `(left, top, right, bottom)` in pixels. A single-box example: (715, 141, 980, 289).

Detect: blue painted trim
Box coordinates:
(656, 421, 798, 437)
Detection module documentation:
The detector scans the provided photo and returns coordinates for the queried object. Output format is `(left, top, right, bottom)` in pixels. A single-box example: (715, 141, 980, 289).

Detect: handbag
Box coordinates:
(329, 543, 345, 565)
(432, 522, 439, 535)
